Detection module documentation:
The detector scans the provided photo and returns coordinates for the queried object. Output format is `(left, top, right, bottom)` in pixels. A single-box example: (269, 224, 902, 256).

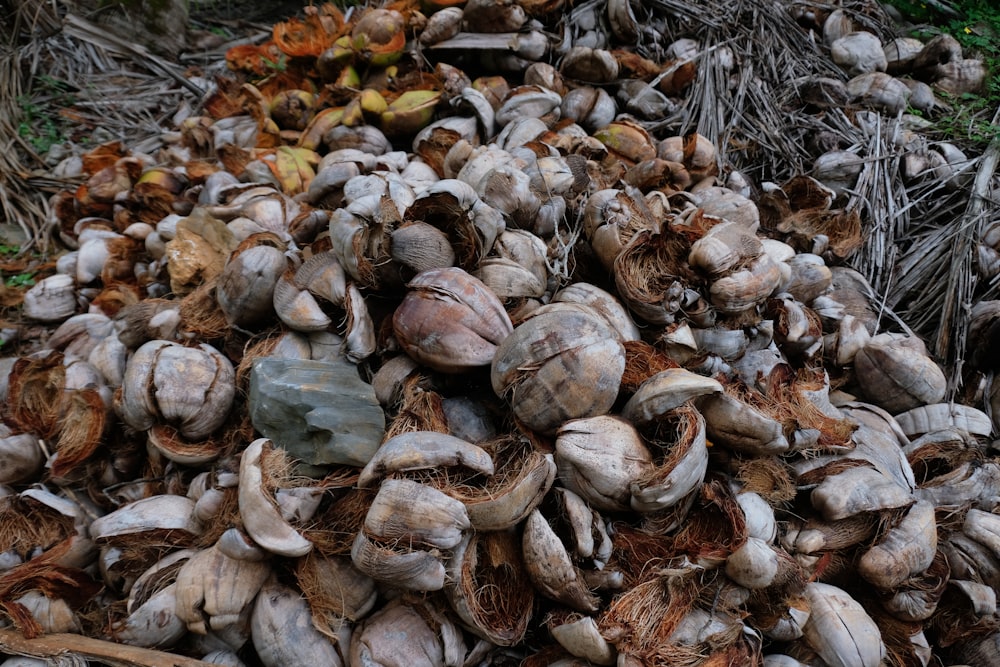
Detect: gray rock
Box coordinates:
(249, 357, 385, 474)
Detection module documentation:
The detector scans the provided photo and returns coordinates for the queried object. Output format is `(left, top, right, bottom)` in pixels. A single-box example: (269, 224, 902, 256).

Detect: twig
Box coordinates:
(0, 629, 215, 667)
(61, 13, 205, 98)
(935, 106, 1000, 395)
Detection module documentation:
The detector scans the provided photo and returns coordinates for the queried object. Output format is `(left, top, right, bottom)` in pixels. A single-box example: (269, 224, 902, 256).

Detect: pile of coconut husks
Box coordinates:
(3, 0, 1000, 664)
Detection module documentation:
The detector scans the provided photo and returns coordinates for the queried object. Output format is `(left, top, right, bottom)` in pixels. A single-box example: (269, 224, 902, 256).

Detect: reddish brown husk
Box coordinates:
(51, 388, 108, 479)
(5, 352, 66, 439)
(453, 530, 534, 646)
(0, 539, 101, 638)
(621, 339, 680, 394)
(672, 479, 747, 567)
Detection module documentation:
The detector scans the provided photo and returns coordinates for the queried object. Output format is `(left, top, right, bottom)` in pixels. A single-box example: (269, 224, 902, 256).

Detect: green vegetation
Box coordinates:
(887, 0, 1000, 149)
(4, 274, 36, 289)
(17, 75, 76, 156)
(0, 244, 40, 290)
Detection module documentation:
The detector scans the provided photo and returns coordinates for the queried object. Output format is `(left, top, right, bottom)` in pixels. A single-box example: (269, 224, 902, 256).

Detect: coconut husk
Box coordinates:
(733, 455, 797, 505)
(383, 375, 451, 439)
(597, 565, 705, 667)
(193, 485, 240, 549)
(448, 529, 533, 646)
(304, 486, 375, 557)
(51, 387, 108, 479)
(0, 538, 102, 638)
(177, 278, 231, 342)
(621, 339, 680, 394)
(0, 495, 77, 557)
(672, 479, 747, 567)
(4, 352, 66, 439)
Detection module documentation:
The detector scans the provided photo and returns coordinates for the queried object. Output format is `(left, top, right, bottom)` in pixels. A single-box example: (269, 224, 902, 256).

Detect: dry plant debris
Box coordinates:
(2, 0, 1000, 665)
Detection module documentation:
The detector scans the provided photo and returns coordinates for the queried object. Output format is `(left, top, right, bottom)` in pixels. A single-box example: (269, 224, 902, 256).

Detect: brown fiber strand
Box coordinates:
(178, 278, 230, 341)
(0, 498, 76, 556)
(621, 340, 680, 394)
(734, 456, 797, 505)
(305, 487, 377, 556)
(383, 377, 450, 440)
(456, 530, 532, 646)
(51, 387, 107, 478)
(5, 353, 66, 439)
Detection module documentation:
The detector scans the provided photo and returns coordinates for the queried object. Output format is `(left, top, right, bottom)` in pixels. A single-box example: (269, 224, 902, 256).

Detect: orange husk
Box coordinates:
(100, 236, 143, 285)
(782, 174, 835, 210)
(756, 186, 793, 233)
(128, 182, 178, 225)
(90, 283, 142, 317)
(273, 5, 345, 58)
(413, 126, 465, 178)
(608, 523, 677, 587)
(657, 60, 698, 96)
(700, 638, 762, 667)
(226, 43, 272, 75)
(184, 159, 219, 184)
(217, 143, 254, 178)
(623, 159, 692, 194)
(255, 70, 317, 102)
(612, 50, 663, 80)
(203, 77, 247, 119)
(5, 352, 66, 439)
(621, 340, 681, 395)
(671, 479, 747, 567)
(80, 141, 128, 176)
(50, 388, 107, 479)
(520, 646, 579, 667)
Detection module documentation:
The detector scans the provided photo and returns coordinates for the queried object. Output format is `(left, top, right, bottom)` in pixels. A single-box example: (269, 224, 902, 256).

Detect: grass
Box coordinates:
(0, 243, 40, 290)
(887, 0, 1000, 150)
(17, 74, 77, 156)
